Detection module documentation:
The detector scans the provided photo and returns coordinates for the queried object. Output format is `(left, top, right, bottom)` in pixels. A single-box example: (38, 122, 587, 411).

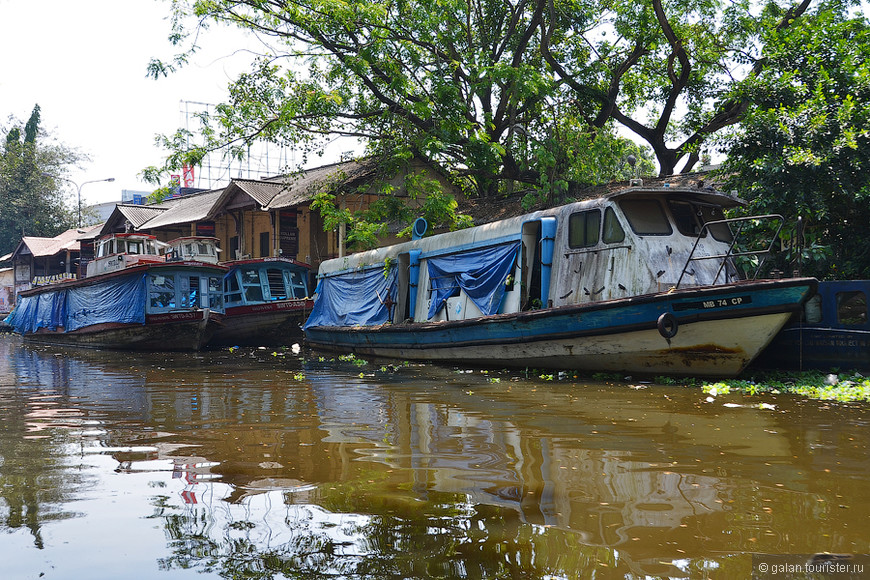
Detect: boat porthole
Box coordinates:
(657, 312, 678, 339)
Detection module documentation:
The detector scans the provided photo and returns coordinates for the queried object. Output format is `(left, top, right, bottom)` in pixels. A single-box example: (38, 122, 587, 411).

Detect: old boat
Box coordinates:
(4, 233, 226, 350)
(303, 184, 817, 377)
(209, 256, 313, 347)
(753, 280, 870, 371)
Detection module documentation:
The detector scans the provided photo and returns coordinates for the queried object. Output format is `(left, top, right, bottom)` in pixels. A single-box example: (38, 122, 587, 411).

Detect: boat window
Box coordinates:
(668, 201, 705, 237)
(208, 277, 223, 310)
(619, 199, 673, 235)
(697, 205, 733, 242)
(198, 242, 212, 255)
(224, 273, 242, 304)
(287, 270, 308, 298)
(804, 294, 822, 324)
(837, 291, 867, 325)
(149, 274, 176, 309)
(266, 268, 287, 300)
(241, 268, 264, 302)
(602, 207, 625, 244)
(127, 240, 142, 254)
(568, 210, 601, 248)
(183, 276, 200, 308)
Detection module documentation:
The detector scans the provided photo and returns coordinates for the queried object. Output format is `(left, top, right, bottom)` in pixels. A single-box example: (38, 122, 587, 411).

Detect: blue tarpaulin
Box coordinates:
(34, 290, 67, 331)
(427, 241, 520, 319)
(5, 272, 146, 334)
(304, 267, 397, 329)
(66, 273, 146, 331)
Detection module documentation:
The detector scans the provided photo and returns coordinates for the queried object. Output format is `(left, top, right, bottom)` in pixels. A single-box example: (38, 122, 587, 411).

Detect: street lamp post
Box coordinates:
(75, 177, 115, 227)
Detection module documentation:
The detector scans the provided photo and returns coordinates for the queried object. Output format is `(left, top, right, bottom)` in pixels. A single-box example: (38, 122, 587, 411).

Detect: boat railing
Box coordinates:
(675, 214, 784, 288)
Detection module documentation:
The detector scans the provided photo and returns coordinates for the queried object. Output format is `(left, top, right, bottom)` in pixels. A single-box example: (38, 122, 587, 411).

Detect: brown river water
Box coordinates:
(1, 334, 869, 579)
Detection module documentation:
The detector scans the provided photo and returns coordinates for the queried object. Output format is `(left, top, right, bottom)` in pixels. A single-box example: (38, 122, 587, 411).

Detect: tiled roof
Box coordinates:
(266, 159, 379, 209)
(114, 204, 168, 229)
(16, 224, 102, 257)
(144, 189, 223, 228)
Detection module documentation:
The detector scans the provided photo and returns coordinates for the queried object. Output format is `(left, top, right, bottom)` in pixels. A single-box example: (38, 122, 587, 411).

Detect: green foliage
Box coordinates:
(0, 105, 81, 254)
(151, 0, 865, 216)
(704, 371, 870, 403)
(721, 6, 870, 279)
(309, 165, 472, 251)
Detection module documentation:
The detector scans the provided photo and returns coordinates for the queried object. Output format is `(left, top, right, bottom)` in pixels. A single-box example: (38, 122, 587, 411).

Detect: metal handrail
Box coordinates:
(675, 214, 784, 288)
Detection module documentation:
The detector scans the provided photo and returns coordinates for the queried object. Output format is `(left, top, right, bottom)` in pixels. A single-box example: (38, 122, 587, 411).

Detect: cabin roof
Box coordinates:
(459, 171, 733, 224)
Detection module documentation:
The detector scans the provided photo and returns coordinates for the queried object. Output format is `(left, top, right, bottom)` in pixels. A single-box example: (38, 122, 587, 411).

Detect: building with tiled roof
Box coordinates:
(100, 156, 457, 272)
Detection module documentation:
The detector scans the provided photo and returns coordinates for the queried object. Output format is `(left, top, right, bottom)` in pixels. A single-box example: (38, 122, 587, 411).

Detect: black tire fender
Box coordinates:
(657, 312, 678, 339)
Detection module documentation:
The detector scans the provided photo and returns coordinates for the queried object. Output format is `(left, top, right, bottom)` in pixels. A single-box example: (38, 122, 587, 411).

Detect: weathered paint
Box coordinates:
(306, 185, 816, 376)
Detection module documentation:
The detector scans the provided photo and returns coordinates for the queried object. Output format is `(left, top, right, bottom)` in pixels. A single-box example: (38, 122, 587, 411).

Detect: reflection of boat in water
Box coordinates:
(305, 184, 817, 377)
(4, 233, 227, 351)
(209, 257, 313, 347)
(754, 280, 870, 371)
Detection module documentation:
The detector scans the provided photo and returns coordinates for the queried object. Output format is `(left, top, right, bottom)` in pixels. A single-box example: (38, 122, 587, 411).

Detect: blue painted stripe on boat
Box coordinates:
(305, 280, 814, 350)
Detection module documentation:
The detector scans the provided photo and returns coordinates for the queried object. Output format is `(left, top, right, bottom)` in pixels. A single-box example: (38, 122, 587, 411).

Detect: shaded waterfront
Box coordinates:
(1, 335, 869, 579)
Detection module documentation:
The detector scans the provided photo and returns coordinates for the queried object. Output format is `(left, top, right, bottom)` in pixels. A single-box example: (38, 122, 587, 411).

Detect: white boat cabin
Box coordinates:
(165, 237, 222, 264)
(311, 186, 763, 327)
(86, 233, 168, 277)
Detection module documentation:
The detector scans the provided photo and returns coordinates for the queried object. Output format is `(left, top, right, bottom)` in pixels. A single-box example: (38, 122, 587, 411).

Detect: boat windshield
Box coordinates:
(668, 200, 733, 242)
(619, 199, 673, 235)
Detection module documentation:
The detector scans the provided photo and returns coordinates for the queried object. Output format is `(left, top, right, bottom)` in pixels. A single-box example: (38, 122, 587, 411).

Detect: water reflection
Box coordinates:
(1, 335, 869, 578)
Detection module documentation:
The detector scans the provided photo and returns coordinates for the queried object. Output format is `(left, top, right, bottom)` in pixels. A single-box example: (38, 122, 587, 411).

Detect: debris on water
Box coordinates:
(825, 374, 839, 386)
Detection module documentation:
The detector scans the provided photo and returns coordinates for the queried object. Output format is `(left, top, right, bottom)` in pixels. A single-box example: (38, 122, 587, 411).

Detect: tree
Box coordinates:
(720, 4, 870, 279)
(150, 0, 652, 201)
(0, 105, 82, 255)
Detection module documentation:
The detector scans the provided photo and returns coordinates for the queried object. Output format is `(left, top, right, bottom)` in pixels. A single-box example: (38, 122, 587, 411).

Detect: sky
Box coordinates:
(0, 0, 352, 206)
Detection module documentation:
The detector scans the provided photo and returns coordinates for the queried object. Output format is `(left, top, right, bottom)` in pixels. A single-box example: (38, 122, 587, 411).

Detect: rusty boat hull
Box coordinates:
(306, 278, 817, 377)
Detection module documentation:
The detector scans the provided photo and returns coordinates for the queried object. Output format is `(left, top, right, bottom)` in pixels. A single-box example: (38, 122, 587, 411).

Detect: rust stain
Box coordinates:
(670, 343, 741, 355)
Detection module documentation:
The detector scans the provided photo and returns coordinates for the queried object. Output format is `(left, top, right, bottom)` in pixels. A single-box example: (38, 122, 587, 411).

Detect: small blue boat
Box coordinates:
(303, 184, 817, 377)
(209, 257, 313, 347)
(754, 280, 870, 371)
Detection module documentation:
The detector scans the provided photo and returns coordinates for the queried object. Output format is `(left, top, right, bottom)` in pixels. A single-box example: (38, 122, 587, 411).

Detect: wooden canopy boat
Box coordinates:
(5, 233, 227, 351)
(209, 257, 313, 347)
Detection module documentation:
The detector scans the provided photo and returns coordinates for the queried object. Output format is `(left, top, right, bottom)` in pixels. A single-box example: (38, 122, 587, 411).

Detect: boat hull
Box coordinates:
(209, 299, 313, 347)
(305, 279, 816, 377)
(753, 280, 870, 371)
(21, 309, 217, 351)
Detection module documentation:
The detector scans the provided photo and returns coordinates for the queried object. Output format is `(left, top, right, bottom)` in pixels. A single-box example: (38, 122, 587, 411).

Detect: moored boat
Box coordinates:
(753, 280, 870, 371)
(303, 184, 817, 377)
(4, 233, 227, 351)
(209, 257, 313, 347)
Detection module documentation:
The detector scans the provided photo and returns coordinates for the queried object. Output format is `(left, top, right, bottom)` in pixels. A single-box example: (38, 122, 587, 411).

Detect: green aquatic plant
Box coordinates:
(702, 371, 870, 403)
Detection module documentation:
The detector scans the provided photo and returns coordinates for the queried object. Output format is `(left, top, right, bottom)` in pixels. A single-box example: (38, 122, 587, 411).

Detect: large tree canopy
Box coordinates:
(722, 4, 870, 279)
(0, 106, 82, 255)
(151, 0, 840, 196)
(148, 0, 664, 199)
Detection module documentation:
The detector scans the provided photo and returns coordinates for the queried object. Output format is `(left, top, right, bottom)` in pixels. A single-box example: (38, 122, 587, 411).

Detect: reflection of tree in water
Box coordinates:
(153, 480, 639, 579)
(0, 347, 93, 549)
